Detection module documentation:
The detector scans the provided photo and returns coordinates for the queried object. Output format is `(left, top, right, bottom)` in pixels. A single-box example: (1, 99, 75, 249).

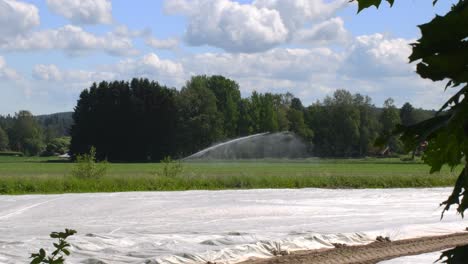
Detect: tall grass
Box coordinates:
(0, 156, 460, 194)
(0, 171, 458, 195)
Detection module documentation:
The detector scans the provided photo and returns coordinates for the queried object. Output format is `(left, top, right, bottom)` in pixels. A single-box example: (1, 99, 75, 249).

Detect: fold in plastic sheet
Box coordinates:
(0, 188, 466, 264)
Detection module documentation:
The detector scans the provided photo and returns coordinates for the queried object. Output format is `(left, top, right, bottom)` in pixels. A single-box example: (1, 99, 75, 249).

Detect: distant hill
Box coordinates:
(35, 112, 73, 138)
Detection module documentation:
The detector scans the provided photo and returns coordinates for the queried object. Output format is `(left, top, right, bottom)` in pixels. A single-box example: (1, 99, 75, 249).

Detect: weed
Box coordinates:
(157, 156, 184, 178)
(30, 229, 76, 264)
(71, 147, 107, 179)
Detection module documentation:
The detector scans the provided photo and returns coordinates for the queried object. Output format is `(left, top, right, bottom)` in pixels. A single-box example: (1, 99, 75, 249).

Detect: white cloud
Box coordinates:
(185, 48, 341, 81)
(113, 26, 178, 50)
(164, 0, 346, 53)
(0, 56, 21, 80)
(113, 25, 151, 38)
(177, 34, 448, 109)
(33, 64, 62, 81)
(165, 0, 289, 53)
(180, 47, 343, 99)
(341, 33, 414, 78)
(33, 53, 185, 89)
(296, 17, 349, 45)
(0, 0, 39, 39)
(111, 53, 185, 86)
(17, 33, 450, 114)
(1, 25, 137, 56)
(253, 0, 346, 32)
(46, 0, 112, 24)
(146, 37, 179, 50)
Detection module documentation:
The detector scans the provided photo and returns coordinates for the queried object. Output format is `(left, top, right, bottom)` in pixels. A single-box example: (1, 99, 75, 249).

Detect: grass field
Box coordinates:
(0, 156, 461, 194)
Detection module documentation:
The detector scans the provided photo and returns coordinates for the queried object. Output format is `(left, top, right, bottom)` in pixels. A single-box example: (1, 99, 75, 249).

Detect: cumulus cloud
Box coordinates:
(113, 25, 151, 38)
(0, 0, 39, 39)
(1, 25, 137, 56)
(32, 64, 115, 94)
(341, 33, 414, 78)
(179, 47, 342, 97)
(253, 0, 346, 32)
(166, 0, 288, 53)
(113, 26, 178, 50)
(111, 53, 185, 86)
(0, 56, 21, 80)
(33, 64, 62, 81)
(34, 53, 185, 88)
(46, 0, 112, 24)
(22, 32, 448, 113)
(177, 33, 447, 109)
(296, 17, 349, 45)
(164, 0, 346, 53)
(33, 64, 116, 83)
(146, 37, 179, 50)
(184, 48, 341, 81)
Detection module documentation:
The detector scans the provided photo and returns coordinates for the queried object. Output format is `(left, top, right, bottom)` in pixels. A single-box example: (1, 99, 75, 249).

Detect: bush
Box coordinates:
(23, 138, 45, 156)
(30, 229, 76, 264)
(157, 156, 183, 177)
(71, 147, 107, 179)
(43, 137, 71, 156)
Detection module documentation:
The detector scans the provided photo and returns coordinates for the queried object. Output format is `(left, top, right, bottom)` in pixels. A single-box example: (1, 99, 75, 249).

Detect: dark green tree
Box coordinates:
(287, 97, 313, 141)
(306, 90, 362, 157)
(379, 98, 403, 153)
(237, 98, 255, 136)
(206, 75, 241, 138)
(272, 93, 292, 132)
(70, 79, 178, 161)
(0, 126, 8, 151)
(247, 92, 279, 133)
(8, 110, 44, 155)
(259, 93, 279, 132)
(177, 76, 223, 155)
(400, 102, 416, 127)
(355, 94, 380, 156)
(327, 90, 361, 156)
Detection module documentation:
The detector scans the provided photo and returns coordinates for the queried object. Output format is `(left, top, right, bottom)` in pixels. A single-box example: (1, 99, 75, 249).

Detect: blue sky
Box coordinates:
(0, 0, 458, 114)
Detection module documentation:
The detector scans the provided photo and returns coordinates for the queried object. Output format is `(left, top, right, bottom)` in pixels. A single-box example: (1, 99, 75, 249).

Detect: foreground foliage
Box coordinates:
(30, 229, 76, 264)
(438, 245, 468, 264)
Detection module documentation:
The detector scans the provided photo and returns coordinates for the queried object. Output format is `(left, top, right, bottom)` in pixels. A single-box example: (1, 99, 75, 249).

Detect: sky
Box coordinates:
(0, 0, 459, 115)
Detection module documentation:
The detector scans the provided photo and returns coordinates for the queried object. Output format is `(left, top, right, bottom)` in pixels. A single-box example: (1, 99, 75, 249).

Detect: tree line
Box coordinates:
(0, 111, 71, 156)
(66, 76, 433, 161)
(0, 75, 433, 159)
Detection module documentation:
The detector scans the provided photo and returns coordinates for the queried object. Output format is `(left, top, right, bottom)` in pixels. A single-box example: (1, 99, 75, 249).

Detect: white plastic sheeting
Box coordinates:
(0, 188, 466, 264)
(379, 252, 442, 264)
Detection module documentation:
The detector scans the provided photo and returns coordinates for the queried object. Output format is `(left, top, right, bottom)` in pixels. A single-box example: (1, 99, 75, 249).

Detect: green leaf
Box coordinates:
(438, 85, 467, 113)
(409, 1, 468, 85)
(30, 258, 43, 264)
(353, 0, 394, 13)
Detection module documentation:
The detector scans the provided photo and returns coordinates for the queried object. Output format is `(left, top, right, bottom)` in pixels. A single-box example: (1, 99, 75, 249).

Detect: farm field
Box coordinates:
(0, 156, 461, 194)
(0, 188, 465, 263)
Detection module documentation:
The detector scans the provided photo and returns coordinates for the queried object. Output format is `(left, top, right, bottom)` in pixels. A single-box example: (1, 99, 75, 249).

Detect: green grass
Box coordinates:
(0, 156, 460, 194)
